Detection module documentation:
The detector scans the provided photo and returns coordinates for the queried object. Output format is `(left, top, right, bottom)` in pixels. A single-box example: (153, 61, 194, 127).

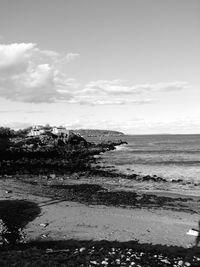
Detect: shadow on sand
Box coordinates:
(0, 200, 41, 246)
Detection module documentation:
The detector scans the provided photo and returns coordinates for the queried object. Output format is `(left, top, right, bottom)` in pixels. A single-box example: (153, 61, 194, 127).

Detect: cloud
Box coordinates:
(69, 80, 188, 105)
(67, 97, 153, 105)
(0, 43, 189, 105)
(81, 80, 188, 95)
(65, 53, 80, 63)
(0, 43, 79, 103)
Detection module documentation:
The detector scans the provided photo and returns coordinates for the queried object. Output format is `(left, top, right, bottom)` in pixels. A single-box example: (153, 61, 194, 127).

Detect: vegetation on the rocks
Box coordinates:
(0, 126, 126, 175)
(74, 129, 124, 137)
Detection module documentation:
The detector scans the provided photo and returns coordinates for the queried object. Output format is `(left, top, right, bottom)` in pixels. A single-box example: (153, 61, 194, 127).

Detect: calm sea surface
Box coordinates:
(100, 134, 200, 183)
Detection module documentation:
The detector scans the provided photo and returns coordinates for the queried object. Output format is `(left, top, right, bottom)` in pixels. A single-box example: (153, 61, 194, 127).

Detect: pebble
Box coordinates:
(90, 260, 98, 265)
(115, 259, 121, 264)
(79, 247, 86, 252)
(5, 190, 12, 193)
(39, 223, 49, 227)
(177, 260, 183, 266)
(161, 259, 171, 264)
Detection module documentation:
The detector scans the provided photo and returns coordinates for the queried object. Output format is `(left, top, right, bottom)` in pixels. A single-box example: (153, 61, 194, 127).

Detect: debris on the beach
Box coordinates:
(186, 228, 199, 236)
(41, 234, 48, 238)
(90, 260, 98, 265)
(79, 247, 86, 252)
(5, 190, 12, 194)
(39, 223, 49, 227)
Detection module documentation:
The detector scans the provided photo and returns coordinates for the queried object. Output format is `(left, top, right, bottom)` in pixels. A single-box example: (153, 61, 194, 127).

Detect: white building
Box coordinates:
(52, 127, 70, 135)
(29, 125, 45, 136)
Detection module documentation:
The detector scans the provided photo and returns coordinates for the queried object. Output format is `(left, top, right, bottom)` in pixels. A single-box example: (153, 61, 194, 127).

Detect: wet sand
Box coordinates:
(0, 177, 199, 248)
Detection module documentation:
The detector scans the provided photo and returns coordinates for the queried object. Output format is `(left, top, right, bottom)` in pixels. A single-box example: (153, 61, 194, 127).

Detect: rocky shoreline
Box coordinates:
(1, 133, 200, 266)
(1, 239, 200, 267)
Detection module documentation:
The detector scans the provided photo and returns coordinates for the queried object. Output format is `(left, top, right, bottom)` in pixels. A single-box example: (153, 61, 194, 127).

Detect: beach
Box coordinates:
(0, 175, 199, 247)
(1, 135, 200, 266)
(1, 173, 200, 266)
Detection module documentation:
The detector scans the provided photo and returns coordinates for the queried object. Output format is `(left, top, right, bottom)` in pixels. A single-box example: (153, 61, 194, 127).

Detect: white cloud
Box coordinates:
(0, 43, 189, 105)
(65, 53, 80, 63)
(67, 97, 152, 105)
(82, 80, 188, 95)
(69, 80, 188, 105)
(0, 43, 79, 103)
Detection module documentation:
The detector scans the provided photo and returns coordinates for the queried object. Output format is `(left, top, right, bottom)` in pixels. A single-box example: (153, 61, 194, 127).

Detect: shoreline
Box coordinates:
(1, 177, 200, 266)
(1, 136, 200, 265)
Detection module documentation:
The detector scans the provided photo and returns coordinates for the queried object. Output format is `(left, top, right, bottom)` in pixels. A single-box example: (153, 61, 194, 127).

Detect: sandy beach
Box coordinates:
(1, 176, 199, 248)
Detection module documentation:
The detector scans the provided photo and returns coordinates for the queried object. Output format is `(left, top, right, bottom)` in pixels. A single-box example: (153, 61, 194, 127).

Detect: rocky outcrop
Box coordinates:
(0, 133, 127, 175)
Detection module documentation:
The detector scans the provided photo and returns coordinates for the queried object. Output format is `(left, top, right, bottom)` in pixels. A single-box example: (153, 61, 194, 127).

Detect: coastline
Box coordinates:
(1, 136, 200, 266)
(1, 176, 200, 266)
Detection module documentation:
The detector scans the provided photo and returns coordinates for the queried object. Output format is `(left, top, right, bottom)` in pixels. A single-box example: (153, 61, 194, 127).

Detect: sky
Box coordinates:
(0, 0, 200, 134)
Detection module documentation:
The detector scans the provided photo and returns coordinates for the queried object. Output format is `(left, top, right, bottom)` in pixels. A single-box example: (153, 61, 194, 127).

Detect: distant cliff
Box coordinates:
(74, 129, 124, 137)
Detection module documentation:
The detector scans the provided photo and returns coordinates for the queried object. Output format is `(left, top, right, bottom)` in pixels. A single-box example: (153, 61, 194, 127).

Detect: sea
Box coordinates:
(97, 134, 200, 195)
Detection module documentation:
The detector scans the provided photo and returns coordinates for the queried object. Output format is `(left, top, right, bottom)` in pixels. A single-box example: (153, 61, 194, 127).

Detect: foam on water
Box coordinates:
(101, 134, 200, 183)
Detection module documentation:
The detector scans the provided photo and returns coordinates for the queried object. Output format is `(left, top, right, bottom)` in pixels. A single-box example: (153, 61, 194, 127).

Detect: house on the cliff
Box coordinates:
(28, 125, 72, 137)
(29, 125, 45, 136)
(52, 127, 70, 136)
(29, 125, 52, 136)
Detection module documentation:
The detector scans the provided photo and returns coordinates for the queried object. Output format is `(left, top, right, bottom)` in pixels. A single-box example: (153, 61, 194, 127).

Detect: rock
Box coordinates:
(115, 259, 121, 264)
(177, 260, 184, 266)
(177, 179, 183, 183)
(185, 262, 191, 266)
(5, 190, 12, 194)
(49, 174, 56, 179)
(160, 259, 171, 264)
(72, 173, 80, 180)
(41, 234, 47, 238)
(79, 247, 85, 252)
(90, 260, 98, 265)
(39, 223, 49, 227)
(46, 248, 53, 253)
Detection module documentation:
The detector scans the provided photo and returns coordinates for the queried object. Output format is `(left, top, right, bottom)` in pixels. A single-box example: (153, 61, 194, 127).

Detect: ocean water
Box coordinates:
(99, 134, 200, 184)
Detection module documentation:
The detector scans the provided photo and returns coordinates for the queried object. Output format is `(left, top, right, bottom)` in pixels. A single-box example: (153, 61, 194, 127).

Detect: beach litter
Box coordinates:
(186, 229, 199, 237)
(39, 223, 49, 228)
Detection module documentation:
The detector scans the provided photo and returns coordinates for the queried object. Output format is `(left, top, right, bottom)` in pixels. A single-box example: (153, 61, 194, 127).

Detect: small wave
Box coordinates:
(129, 149, 200, 154)
(155, 160, 200, 166)
(115, 145, 131, 151)
(132, 161, 200, 166)
(111, 160, 200, 166)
